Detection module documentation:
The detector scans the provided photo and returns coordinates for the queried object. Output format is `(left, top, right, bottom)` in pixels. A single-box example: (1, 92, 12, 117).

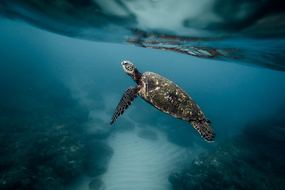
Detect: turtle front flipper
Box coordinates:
(110, 86, 139, 125)
(191, 120, 215, 142)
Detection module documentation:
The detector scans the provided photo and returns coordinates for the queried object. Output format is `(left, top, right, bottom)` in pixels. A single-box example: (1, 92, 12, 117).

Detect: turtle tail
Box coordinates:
(191, 120, 215, 142)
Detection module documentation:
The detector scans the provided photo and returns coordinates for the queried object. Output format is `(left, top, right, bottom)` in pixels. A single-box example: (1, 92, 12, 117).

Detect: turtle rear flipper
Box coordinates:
(191, 120, 215, 142)
(110, 86, 139, 125)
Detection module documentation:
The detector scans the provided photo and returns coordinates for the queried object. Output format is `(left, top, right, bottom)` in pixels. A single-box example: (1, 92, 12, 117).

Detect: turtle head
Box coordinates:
(121, 60, 141, 83)
(121, 60, 136, 75)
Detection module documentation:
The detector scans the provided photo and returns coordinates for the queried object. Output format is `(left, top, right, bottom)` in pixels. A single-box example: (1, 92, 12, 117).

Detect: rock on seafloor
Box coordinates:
(169, 120, 285, 190)
(84, 140, 114, 177)
(89, 179, 105, 190)
(0, 67, 113, 190)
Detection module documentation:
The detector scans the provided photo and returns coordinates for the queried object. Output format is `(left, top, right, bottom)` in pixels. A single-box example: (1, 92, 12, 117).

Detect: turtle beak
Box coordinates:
(121, 61, 127, 72)
(121, 60, 128, 66)
(121, 60, 130, 72)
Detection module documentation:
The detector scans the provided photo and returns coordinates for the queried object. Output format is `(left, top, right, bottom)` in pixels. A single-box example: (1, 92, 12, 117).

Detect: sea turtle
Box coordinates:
(110, 60, 215, 142)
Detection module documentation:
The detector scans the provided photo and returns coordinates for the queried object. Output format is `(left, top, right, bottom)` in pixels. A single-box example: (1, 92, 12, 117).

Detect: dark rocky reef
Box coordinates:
(84, 140, 113, 177)
(0, 63, 113, 189)
(89, 178, 105, 190)
(169, 117, 285, 190)
(0, 77, 89, 190)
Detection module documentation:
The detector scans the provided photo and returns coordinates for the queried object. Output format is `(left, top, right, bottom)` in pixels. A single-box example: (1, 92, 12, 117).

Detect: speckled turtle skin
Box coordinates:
(139, 72, 205, 122)
(111, 61, 215, 142)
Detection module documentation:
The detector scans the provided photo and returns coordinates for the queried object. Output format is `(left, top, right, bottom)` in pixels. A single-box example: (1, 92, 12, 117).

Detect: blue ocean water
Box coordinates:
(1, 1, 285, 190)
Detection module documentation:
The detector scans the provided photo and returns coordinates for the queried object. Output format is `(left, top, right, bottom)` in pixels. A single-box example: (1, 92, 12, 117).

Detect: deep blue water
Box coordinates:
(1, 1, 285, 190)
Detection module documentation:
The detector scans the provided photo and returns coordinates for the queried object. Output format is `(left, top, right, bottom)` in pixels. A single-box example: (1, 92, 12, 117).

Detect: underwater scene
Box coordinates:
(0, 1, 285, 190)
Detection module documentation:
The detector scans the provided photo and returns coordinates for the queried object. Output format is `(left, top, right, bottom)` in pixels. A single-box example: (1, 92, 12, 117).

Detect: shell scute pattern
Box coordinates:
(139, 72, 204, 121)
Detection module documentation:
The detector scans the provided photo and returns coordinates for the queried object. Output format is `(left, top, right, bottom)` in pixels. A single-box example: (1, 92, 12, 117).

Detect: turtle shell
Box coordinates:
(138, 72, 205, 122)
